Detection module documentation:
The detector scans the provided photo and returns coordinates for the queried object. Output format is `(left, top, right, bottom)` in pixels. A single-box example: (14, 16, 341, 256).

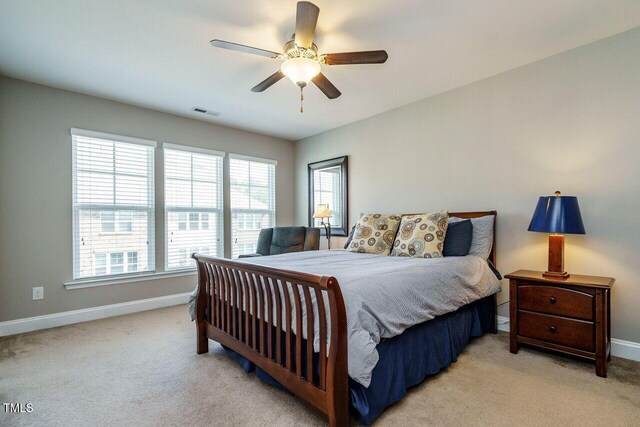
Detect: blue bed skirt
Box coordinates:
(221, 294, 496, 425)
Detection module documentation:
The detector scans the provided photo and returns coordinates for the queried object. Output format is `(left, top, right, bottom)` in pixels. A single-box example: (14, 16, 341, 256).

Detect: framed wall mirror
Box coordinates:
(308, 156, 348, 236)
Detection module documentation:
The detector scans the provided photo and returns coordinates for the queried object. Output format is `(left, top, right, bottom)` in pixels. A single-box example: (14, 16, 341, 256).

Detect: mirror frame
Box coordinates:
(308, 156, 348, 237)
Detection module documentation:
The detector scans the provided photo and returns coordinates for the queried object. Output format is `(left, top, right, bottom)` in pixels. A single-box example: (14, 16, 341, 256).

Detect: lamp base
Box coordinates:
(321, 220, 331, 250)
(546, 234, 569, 279)
(543, 270, 570, 279)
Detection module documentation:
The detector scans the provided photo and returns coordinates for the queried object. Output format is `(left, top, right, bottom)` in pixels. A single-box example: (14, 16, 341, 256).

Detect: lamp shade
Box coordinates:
(528, 192, 586, 234)
(281, 58, 321, 86)
(313, 204, 332, 219)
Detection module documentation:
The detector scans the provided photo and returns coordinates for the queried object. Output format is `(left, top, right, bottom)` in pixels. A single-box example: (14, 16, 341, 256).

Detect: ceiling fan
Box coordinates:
(210, 1, 388, 112)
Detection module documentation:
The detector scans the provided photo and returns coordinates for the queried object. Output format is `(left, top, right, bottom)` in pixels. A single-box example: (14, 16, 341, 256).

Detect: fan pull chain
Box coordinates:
(300, 86, 304, 113)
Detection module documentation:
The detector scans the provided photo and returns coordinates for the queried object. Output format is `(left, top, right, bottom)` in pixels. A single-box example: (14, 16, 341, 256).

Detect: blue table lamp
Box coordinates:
(528, 191, 585, 278)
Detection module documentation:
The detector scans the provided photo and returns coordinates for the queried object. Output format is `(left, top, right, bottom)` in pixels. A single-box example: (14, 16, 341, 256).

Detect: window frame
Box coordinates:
(163, 143, 225, 271)
(71, 128, 156, 281)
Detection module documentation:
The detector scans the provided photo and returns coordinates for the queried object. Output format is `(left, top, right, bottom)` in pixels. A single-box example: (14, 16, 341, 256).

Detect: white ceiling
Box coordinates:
(1, 1, 639, 141)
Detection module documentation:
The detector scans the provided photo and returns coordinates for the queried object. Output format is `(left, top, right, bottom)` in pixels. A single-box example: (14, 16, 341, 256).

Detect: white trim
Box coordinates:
(611, 338, 640, 362)
(493, 316, 640, 361)
(228, 152, 278, 165)
(497, 315, 510, 332)
(71, 128, 157, 147)
(0, 292, 191, 337)
(65, 270, 196, 290)
(163, 142, 225, 157)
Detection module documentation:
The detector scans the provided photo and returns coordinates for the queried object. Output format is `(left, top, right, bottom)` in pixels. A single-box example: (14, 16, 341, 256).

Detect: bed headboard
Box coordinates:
(448, 211, 497, 267)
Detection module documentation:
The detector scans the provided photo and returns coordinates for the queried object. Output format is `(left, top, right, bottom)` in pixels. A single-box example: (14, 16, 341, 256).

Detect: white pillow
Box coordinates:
(449, 215, 494, 260)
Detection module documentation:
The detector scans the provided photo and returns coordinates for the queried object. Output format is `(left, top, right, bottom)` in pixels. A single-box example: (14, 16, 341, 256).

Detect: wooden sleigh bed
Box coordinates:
(192, 211, 497, 426)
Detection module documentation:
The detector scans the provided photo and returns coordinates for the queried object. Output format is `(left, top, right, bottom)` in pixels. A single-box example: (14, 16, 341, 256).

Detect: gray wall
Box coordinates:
(295, 28, 640, 342)
(0, 76, 295, 322)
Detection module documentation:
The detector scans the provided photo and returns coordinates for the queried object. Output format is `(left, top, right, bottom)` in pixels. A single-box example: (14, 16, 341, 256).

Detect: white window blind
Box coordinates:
(164, 144, 224, 269)
(312, 166, 343, 229)
(229, 155, 276, 258)
(71, 129, 155, 280)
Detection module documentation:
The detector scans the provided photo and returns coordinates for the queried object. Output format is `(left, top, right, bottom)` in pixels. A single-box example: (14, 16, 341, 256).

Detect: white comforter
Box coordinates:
(242, 250, 501, 387)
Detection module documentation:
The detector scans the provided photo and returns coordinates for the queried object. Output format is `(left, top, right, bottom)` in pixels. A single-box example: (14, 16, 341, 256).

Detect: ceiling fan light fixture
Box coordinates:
(281, 57, 321, 87)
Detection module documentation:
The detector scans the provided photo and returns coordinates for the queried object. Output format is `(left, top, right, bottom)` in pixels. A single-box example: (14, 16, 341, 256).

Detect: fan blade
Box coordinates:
(295, 2, 320, 49)
(210, 39, 280, 59)
(251, 71, 285, 92)
(323, 50, 388, 65)
(312, 73, 341, 99)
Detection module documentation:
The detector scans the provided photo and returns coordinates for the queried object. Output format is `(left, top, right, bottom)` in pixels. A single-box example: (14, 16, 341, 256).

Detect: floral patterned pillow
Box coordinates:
(346, 213, 402, 255)
(391, 211, 449, 258)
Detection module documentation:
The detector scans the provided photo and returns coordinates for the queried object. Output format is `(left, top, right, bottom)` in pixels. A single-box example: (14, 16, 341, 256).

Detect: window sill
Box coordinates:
(64, 270, 197, 290)
(97, 232, 134, 236)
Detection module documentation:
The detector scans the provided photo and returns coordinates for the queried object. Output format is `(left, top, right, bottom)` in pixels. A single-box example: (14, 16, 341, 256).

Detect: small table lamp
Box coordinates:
(528, 191, 586, 278)
(313, 204, 333, 249)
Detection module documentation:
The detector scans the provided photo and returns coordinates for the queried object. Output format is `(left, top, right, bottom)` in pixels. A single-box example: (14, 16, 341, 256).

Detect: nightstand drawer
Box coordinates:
(519, 284, 593, 320)
(518, 310, 594, 352)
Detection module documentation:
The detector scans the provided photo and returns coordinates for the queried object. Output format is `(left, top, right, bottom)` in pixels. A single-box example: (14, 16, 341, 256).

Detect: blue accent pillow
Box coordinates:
(443, 219, 473, 256)
(343, 225, 356, 249)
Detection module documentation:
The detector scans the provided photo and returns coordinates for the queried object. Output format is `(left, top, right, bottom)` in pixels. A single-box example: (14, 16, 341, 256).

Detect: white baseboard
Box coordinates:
(494, 316, 640, 362)
(0, 292, 191, 337)
(610, 338, 640, 362)
(497, 315, 510, 332)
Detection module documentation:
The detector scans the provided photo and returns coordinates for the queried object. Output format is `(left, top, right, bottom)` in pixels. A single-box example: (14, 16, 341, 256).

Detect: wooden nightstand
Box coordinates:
(505, 270, 614, 377)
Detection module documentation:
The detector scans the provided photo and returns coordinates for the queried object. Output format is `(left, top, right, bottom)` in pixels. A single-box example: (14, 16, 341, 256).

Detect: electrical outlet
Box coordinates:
(32, 286, 44, 300)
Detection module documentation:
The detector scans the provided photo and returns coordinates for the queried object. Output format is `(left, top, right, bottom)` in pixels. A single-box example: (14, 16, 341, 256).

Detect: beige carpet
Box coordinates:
(1, 305, 639, 427)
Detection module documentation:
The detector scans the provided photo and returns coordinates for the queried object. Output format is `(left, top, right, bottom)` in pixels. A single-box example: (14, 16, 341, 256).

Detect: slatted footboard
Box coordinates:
(192, 254, 349, 426)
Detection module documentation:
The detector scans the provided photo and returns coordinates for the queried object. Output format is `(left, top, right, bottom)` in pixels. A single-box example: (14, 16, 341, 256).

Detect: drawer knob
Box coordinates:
(549, 297, 557, 304)
(549, 325, 557, 333)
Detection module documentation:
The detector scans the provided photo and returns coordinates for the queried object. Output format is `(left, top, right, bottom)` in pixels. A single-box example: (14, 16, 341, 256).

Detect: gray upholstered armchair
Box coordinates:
(238, 227, 320, 258)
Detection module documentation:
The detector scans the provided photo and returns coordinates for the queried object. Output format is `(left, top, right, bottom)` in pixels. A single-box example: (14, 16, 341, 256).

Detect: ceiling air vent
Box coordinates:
(191, 107, 221, 117)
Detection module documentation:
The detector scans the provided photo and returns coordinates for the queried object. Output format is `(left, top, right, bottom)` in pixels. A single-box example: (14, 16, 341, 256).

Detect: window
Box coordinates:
(100, 211, 133, 233)
(72, 128, 155, 280)
(236, 213, 264, 230)
(237, 243, 257, 254)
(119, 211, 132, 232)
(93, 251, 138, 276)
(164, 144, 223, 270)
(230, 154, 276, 258)
(175, 211, 209, 231)
(94, 253, 107, 276)
(110, 252, 124, 274)
(127, 251, 138, 272)
(178, 212, 187, 231)
(100, 211, 115, 233)
(71, 129, 279, 280)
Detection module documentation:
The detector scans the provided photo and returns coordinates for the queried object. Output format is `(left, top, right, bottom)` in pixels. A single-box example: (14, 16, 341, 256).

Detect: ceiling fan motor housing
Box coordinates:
(284, 39, 318, 60)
